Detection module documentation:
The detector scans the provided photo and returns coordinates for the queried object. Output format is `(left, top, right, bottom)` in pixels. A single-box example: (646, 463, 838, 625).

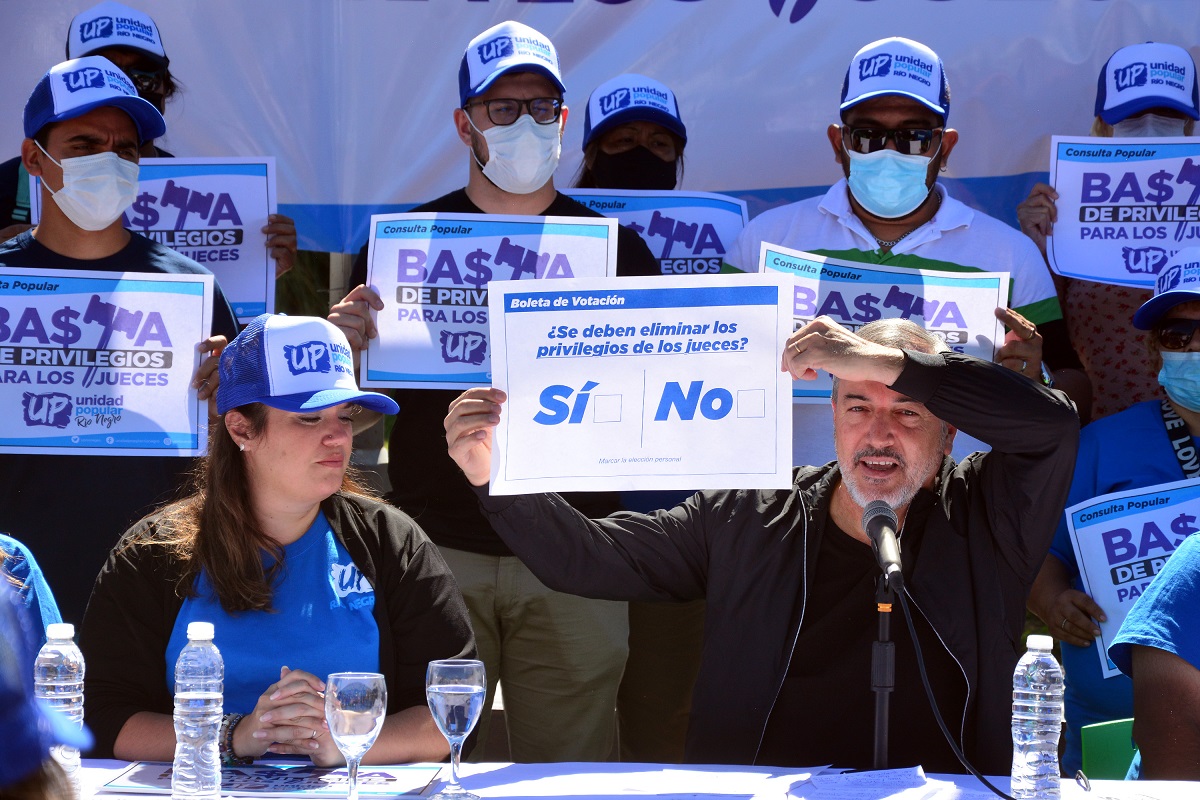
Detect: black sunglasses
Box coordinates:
(123, 66, 166, 95)
(1155, 318, 1200, 350)
(841, 126, 943, 156)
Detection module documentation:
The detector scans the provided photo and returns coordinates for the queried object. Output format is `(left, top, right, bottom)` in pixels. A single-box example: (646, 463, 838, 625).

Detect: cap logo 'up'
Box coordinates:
(284, 342, 331, 376)
(1158, 263, 1183, 293)
(62, 66, 106, 93)
(860, 54, 892, 80)
(478, 36, 514, 65)
(1115, 64, 1149, 91)
(79, 17, 114, 43)
(599, 88, 631, 115)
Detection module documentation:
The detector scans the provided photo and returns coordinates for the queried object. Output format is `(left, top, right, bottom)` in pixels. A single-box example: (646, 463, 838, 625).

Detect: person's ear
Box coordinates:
(827, 124, 845, 167)
(21, 138, 45, 177)
(224, 409, 254, 450)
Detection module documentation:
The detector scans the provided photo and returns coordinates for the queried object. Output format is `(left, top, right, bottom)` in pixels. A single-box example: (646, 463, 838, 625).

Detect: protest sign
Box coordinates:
(32, 157, 276, 321)
(0, 267, 212, 457)
(759, 243, 1009, 400)
(487, 273, 792, 494)
(564, 189, 748, 276)
(1047, 136, 1200, 287)
(1066, 477, 1200, 678)
(362, 213, 617, 389)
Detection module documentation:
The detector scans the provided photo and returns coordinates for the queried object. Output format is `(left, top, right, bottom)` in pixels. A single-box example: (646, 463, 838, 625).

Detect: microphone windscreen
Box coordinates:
(861, 499, 898, 533)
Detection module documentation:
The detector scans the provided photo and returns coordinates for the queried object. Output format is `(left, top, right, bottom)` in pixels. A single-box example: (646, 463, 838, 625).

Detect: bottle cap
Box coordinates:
(45, 622, 74, 640)
(1027, 634, 1053, 651)
(186, 621, 215, 640)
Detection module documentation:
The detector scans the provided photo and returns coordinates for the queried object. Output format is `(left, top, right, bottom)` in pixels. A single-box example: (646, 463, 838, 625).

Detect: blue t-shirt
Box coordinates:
(1048, 399, 1196, 774)
(1109, 533, 1200, 779)
(166, 512, 380, 713)
(0, 533, 62, 646)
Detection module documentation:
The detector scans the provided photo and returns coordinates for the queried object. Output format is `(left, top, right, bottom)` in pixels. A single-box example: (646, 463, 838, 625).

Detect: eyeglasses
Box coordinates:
(464, 97, 563, 126)
(123, 66, 165, 95)
(841, 126, 943, 156)
(1155, 318, 1200, 350)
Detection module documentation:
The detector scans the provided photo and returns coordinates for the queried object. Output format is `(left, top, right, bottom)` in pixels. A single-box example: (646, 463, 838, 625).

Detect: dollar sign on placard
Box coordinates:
(1146, 170, 1175, 205)
(1172, 512, 1198, 537)
(127, 192, 160, 230)
(463, 248, 493, 288)
(50, 306, 82, 346)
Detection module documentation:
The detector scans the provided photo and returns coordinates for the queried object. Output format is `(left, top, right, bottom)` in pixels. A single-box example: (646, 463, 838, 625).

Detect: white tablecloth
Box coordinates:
(80, 759, 1197, 800)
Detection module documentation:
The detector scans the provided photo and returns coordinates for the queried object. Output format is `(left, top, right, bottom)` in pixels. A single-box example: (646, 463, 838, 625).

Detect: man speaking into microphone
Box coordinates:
(444, 317, 1077, 774)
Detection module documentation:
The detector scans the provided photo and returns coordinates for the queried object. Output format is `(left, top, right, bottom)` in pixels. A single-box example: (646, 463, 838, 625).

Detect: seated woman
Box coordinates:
(81, 314, 475, 766)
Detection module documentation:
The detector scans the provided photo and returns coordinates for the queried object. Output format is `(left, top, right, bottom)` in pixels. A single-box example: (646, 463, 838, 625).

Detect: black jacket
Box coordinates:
(80, 492, 475, 757)
(475, 350, 1079, 772)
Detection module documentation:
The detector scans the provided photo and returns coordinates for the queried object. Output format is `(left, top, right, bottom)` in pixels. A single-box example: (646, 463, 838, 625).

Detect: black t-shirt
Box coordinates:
(361, 188, 658, 555)
(0, 230, 238, 623)
(757, 497, 970, 773)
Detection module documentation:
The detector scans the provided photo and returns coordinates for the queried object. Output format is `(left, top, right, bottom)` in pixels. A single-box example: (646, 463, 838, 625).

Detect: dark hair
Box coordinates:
(129, 404, 377, 613)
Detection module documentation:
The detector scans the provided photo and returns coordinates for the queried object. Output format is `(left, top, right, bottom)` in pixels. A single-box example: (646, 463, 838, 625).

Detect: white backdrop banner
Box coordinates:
(3, 1, 1199, 254)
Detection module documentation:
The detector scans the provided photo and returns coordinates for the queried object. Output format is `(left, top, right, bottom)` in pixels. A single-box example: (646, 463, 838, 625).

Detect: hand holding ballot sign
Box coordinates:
(0, 267, 213, 456)
(361, 213, 617, 388)
(448, 274, 793, 494)
(1066, 477, 1200, 678)
(757, 242, 1009, 400)
(1047, 136, 1200, 286)
(31, 157, 278, 321)
(564, 189, 748, 276)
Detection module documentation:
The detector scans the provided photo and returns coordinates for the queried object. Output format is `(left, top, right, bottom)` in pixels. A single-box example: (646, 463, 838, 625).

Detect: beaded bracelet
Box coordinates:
(219, 713, 254, 767)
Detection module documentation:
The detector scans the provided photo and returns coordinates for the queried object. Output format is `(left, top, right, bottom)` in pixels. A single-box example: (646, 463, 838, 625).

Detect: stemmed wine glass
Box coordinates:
(325, 672, 387, 800)
(426, 659, 486, 800)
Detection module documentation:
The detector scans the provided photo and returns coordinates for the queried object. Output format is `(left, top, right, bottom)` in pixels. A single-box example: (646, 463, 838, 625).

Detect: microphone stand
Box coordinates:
(871, 572, 897, 770)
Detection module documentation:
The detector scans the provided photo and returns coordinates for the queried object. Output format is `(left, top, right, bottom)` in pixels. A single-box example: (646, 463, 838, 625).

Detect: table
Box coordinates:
(80, 759, 1199, 800)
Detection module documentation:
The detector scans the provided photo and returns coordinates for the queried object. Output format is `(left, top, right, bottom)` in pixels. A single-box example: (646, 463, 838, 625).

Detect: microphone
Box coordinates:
(862, 500, 904, 590)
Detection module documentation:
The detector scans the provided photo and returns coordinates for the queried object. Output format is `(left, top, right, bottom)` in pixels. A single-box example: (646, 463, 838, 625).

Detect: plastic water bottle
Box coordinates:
(172, 622, 223, 800)
(1011, 634, 1064, 799)
(34, 622, 85, 792)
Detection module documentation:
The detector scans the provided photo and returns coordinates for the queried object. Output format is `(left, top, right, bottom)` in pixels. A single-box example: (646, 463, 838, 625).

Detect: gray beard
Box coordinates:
(838, 439, 945, 512)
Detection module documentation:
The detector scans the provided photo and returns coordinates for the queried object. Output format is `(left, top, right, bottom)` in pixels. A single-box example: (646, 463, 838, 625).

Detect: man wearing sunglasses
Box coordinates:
(726, 37, 1088, 467)
(0, 1, 297, 277)
(1030, 245, 1200, 777)
(330, 19, 656, 764)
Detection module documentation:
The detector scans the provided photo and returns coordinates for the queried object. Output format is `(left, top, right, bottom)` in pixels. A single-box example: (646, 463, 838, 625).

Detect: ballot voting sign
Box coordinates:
(32, 157, 276, 322)
(362, 213, 617, 389)
(1047, 137, 1200, 287)
(487, 274, 793, 494)
(0, 267, 212, 457)
(1066, 478, 1200, 679)
(759, 243, 1009, 401)
(564, 189, 748, 276)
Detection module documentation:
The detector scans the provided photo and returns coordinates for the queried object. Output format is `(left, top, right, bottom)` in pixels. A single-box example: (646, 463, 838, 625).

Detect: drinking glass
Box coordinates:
(426, 659, 486, 800)
(325, 672, 387, 800)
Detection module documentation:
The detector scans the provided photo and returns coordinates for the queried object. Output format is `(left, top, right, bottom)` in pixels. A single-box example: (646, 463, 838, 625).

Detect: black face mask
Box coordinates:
(590, 146, 678, 190)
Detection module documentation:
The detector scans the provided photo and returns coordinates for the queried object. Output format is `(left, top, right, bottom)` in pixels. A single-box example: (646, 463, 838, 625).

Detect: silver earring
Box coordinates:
(239, 442, 245, 452)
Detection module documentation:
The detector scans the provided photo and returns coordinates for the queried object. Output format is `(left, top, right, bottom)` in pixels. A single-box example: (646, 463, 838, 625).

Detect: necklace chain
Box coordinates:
(873, 190, 942, 249)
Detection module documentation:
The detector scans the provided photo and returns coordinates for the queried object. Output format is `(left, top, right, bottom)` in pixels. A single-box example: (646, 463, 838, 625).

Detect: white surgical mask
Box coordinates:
(470, 113, 561, 195)
(846, 147, 936, 219)
(1112, 113, 1189, 139)
(36, 141, 139, 231)
(1159, 351, 1200, 412)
